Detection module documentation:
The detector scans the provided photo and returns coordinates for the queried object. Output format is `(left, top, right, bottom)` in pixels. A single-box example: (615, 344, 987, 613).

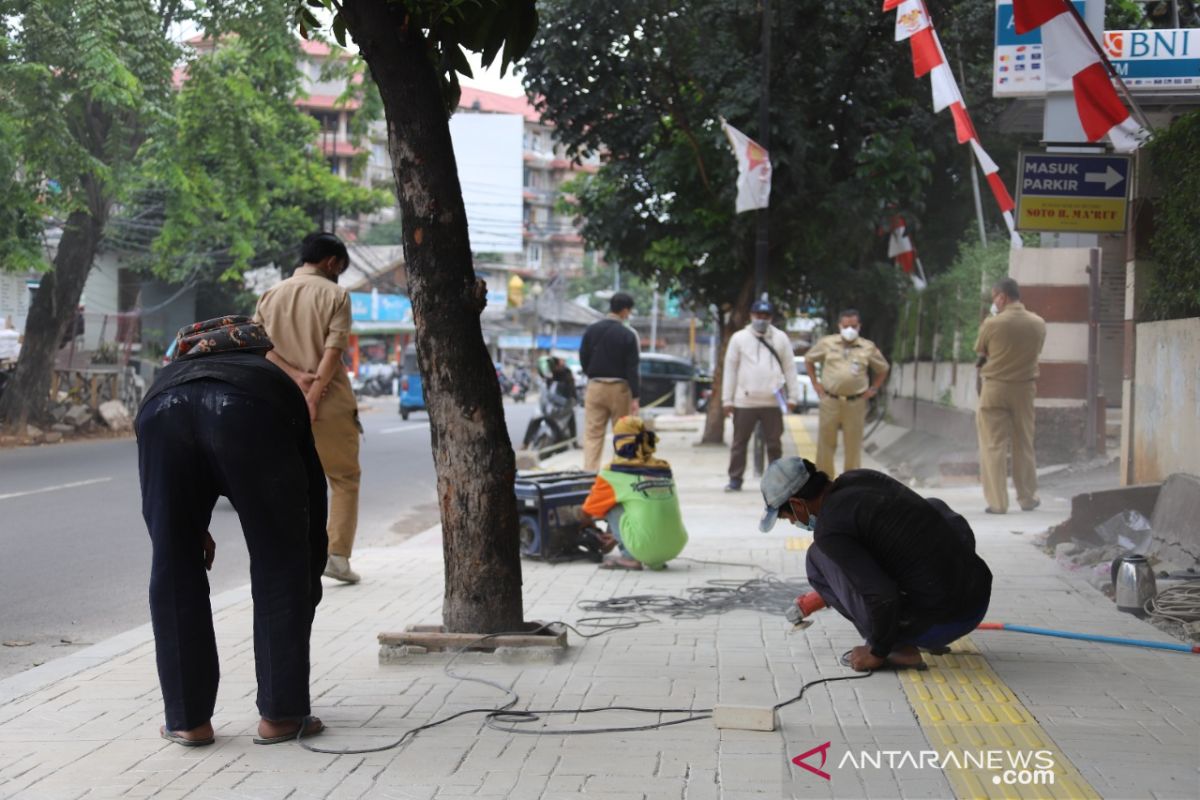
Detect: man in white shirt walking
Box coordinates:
(722, 297, 801, 491)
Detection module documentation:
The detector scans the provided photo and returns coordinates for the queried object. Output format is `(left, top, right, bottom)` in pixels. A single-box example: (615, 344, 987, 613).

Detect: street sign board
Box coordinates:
(994, 0, 1200, 97)
(1015, 152, 1132, 234)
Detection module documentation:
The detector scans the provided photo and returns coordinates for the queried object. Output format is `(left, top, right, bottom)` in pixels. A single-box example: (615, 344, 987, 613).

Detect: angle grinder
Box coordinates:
(786, 591, 827, 629)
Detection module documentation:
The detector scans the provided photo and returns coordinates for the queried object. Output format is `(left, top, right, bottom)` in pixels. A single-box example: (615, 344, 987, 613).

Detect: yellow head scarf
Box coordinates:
(609, 416, 672, 474)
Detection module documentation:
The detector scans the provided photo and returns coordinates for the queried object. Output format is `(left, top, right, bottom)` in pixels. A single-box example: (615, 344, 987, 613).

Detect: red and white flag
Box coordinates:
(720, 118, 772, 213)
(1012, 0, 1147, 151)
(886, 216, 928, 290)
(883, 0, 1021, 246)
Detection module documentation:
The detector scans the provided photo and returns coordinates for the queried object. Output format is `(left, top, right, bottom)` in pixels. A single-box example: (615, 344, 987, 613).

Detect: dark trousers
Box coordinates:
(805, 541, 988, 652)
(136, 381, 328, 731)
(728, 406, 784, 481)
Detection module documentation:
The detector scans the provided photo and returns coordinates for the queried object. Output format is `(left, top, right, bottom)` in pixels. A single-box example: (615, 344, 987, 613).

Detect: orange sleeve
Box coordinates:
(581, 475, 617, 519)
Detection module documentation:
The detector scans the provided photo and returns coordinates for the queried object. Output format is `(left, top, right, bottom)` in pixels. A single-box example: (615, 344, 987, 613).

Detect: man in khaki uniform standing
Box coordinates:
(256, 232, 363, 583)
(806, 309, 889, 477)
(975, 277, 1046, 514)
(579, 292, 640, 473)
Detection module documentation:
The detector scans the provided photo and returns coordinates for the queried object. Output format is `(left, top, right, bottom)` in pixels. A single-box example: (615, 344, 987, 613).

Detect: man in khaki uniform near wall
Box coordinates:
(806, 309, 889, 477)
(255, 232, 363, 583)
(974, 277, 1046, 514)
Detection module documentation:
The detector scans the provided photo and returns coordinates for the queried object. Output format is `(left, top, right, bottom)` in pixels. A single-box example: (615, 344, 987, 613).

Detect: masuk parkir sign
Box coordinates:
(1015, 152, 1131, 234)
(994, 0, 1200, 97)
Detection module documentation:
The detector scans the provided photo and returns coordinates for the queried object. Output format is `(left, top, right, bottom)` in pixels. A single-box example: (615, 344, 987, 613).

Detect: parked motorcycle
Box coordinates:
(508, 366, 531, 403)
(522, 372, 578, 457)
(354, 363, 397, 398)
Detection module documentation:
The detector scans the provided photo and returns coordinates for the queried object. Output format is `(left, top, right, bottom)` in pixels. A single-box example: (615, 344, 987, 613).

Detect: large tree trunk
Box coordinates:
(341, 1, 523, 634)
(700, 273, 755, 444)
(0, 209, 105, 432)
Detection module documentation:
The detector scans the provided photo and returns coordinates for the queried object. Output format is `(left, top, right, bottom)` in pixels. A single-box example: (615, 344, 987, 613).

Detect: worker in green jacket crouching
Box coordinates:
(580, 416, 688, 570)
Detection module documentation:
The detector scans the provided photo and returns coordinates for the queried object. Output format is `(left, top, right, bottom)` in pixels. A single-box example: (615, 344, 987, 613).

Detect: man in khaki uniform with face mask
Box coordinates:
(975, 277, 1046, 514)
(806, 309, 889, 477)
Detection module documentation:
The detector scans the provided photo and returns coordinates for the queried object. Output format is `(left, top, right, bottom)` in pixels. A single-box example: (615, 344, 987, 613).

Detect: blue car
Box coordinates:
(398, 344, 426, 420)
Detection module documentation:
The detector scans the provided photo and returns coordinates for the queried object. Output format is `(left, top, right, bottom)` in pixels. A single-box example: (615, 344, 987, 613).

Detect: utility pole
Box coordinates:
(650, 285, 660, 353)
(754, 0, 771, 298)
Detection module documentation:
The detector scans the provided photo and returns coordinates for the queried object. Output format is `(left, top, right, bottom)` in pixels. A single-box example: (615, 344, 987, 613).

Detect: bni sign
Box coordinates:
(994, 0, 1200, 97)
(1015, 152, 1131, 234)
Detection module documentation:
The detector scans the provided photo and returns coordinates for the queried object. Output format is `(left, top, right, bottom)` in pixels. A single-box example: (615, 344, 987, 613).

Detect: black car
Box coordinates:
(638, 352, 706, 411)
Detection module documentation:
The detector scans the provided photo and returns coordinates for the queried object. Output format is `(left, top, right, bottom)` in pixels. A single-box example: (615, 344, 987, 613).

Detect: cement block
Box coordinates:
(1150, 473, 1200, 572)
(98, 400, 132, 431)
(64, 404, 92, 427)
(712, 704, 778, 732)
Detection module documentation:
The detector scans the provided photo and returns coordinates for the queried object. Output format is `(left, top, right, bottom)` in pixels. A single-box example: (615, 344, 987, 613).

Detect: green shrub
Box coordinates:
(893, 237, 1010, 363)
(1145, 111, 1200, 321)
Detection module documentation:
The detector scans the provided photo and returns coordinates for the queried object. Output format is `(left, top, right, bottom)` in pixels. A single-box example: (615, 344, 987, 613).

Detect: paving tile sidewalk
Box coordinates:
(1, 416, 1197, 800)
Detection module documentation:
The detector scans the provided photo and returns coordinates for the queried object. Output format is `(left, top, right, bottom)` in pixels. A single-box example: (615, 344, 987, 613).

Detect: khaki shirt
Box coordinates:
(974, 301, 1046, 382)
(255, 266, 356, 416)
(806, 334, 889, 396)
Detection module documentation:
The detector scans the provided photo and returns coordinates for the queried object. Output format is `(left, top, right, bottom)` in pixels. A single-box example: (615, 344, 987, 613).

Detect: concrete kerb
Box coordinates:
(0, 520, 448, 710)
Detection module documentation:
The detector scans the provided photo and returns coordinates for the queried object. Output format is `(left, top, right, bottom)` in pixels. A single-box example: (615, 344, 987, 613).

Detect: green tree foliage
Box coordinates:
(0, 114, 45, 273)
(523, 0, 1018, 332)
(119, 32, 385, 282)
(1144, 110, 1200, 320)
(0, 0, 384, 427)
(0, 0, 181, 428)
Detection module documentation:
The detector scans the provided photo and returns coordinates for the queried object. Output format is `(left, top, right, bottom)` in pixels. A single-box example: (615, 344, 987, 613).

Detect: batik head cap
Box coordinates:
(759, 457, 811, 532)
(609, 416, 671, 472)
(173, 315, 273, 361)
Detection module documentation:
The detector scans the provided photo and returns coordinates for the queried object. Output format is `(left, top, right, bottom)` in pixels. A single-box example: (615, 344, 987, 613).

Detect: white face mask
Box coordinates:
(989, 302, 999, 316)
(751, 318, 769, 334)
(840, 326, 859, 342)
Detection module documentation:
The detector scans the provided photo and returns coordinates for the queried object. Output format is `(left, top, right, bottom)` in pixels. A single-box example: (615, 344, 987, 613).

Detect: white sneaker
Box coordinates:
(323, 554, 360, 584)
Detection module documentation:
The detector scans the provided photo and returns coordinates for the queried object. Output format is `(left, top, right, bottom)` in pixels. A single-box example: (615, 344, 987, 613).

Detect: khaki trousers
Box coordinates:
(976, 379, 1037, 512)
(312, 411, 361, 557)
(815, 395, 867, 477)
(583, 381, 632, 472)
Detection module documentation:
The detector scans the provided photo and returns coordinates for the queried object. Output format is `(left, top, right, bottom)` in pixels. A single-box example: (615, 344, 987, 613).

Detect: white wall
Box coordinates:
(0, 272, 34, 332)
(449, 113, 524, 254)
(1132, 318, 1200, 483)
(890, 360, 978, 411)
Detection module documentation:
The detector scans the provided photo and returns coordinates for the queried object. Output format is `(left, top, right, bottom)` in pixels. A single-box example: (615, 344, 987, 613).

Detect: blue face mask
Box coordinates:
(789, 499, 817, 531)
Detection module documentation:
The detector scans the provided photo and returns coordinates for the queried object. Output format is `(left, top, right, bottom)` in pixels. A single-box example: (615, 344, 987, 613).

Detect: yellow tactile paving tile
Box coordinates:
(785, 415, 817, 460)
(898, 637, 1101, 800)
(785, 535, 812, 551)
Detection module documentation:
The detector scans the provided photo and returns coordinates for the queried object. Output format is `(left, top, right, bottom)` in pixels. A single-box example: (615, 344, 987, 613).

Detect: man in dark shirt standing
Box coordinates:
(579, 292, 641, 472)
(760, 458, 992, 671)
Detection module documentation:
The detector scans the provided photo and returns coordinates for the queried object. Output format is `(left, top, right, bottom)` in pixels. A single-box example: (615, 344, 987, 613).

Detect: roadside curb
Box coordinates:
(0, 521, 447, 708)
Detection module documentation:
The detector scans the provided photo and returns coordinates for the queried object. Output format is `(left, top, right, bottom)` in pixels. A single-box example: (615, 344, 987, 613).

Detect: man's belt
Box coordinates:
(824, 390, 866, 401)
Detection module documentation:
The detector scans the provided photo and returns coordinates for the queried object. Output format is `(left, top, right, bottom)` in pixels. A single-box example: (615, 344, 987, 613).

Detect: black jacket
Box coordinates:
(580, 317, 640, 395)
(140, 351, 310, 433)
(813, 470, 993, 657)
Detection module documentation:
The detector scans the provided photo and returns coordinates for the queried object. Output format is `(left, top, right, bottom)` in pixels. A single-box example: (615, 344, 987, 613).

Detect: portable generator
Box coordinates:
(514, 471, 604, 563)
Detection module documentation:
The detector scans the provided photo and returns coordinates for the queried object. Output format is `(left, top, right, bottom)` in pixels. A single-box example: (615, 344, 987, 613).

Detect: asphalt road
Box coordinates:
(0, 395, 547, 681)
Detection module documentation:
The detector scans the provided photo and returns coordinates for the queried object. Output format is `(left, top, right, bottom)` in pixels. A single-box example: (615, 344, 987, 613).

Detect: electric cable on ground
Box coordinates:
(296, 576, 866, 755)
(1145, 581, 1200, 625)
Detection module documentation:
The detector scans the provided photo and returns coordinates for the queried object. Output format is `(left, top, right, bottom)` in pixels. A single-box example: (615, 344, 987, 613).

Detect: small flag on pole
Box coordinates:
(720, 118, 772, 213)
